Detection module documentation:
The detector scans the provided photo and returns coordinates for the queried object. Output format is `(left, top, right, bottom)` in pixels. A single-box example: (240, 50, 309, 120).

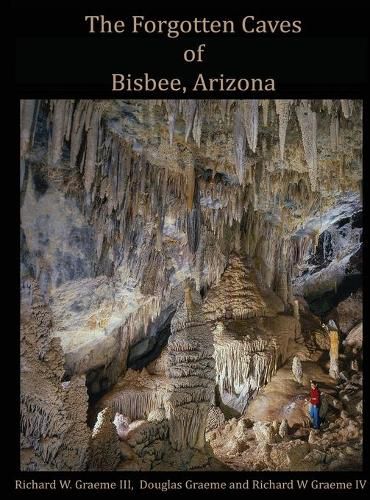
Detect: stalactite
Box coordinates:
(296, 100, 318, 191)
(340, 99, 353, 119)
(330, 114, 340, 151)
(20, 100, 38, 157)
(213, 322, 281, 413)
(233, 108, 246, 185)
(292, 299, 303, 341)
(242, 100, 259, 153)
(182, 100, 197, 142)
(322, 99, 334, 115)
(165, 100, 178, 145)
(70, 100, 88, 168)
(186, 164, 196, 211)
(260, 100, 269, 127)
(84, 105, 101, 193)
(275, 100, 292, 161)
(97, 368, 169, 421)
(192, 102, 205, 147)
(49, 100, 67, 164)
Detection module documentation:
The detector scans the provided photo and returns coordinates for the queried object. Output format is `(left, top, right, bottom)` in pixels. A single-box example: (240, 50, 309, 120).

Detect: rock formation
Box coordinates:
(328, 321, 340, 380)
(292, 356, 303, 384)
(96, 368, 169, 421)
(113, 413, 130, 440)
(20, 280, 90, 471)
(167, 285, 215, 451)
(279, 419, 289, 440)
(88, 407, 121, 471)
(206, 405, 226, 432)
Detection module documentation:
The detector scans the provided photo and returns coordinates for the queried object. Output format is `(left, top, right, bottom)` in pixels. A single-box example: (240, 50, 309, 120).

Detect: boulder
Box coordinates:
(344, 322, 362, 350)
(336, 291, 363, 335)
(113, 413, 130, 440)
(279, 419, 289, 440)
(270, 440, 310, 469)
(253, 422, 276, 444)
(313, 329, 330, 350)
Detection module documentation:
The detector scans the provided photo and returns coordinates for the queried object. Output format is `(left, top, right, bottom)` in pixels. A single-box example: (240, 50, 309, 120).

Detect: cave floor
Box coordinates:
(209, 358, 363, 472)
(244, 360, 337, 427)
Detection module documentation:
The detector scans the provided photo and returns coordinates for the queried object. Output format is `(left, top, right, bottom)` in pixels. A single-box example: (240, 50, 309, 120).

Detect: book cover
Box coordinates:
(14, 2, 368, 497)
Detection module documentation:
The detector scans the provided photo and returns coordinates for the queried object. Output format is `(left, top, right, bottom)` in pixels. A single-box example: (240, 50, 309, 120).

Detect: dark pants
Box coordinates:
(310, 404, 320, 429)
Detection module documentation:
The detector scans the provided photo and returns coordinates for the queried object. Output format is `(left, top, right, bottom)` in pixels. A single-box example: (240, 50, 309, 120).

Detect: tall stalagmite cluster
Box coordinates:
(20, 280, 90, 471)
(167, 285, 215, 450)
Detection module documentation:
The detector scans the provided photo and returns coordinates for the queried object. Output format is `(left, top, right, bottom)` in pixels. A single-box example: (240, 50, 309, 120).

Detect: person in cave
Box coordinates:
(309, 380, 321, 430)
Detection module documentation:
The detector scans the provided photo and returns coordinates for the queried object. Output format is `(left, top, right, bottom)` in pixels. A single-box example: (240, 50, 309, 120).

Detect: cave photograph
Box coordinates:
(20, 99, 363, 472)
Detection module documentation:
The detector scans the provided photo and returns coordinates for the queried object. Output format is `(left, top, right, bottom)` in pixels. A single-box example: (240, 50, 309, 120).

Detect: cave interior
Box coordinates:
(20, 99, 363, 471)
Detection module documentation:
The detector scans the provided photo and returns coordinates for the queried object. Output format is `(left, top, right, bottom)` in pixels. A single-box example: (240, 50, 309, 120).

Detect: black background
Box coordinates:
(15, 4, 368, 98)
(12, 1, 369, 498)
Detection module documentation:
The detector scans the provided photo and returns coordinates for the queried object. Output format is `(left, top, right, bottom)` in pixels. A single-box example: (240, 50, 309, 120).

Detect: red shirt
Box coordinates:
(310, 387, 320, 406)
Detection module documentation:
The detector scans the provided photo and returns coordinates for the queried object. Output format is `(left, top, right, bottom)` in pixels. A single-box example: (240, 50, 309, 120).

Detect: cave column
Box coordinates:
(328, 320, 340, 380)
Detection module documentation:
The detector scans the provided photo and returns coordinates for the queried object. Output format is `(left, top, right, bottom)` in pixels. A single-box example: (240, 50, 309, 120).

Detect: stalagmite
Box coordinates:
(167, 284, 215, 451)
(279, 419, 288, 439)
(203, 254, 268, 321)
(328, 321, 340, 380)
(89, 407, 121, 471)
(20, 280, 90, 471)
(292, 356, 303, 385)
(253, 422, 275, 444)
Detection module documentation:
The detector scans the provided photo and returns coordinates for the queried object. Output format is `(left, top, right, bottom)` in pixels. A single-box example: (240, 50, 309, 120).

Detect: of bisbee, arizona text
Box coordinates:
(112, 73, 275, 93)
